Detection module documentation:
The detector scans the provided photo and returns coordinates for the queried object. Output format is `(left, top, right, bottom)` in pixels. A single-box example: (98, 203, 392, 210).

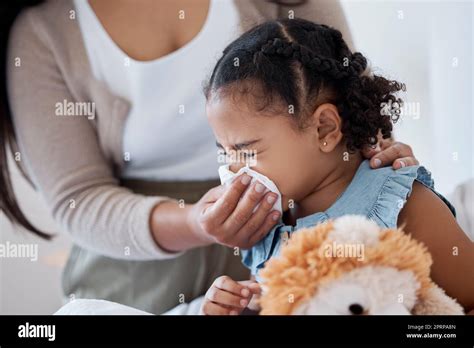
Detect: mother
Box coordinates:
(0, 0, 418, 314)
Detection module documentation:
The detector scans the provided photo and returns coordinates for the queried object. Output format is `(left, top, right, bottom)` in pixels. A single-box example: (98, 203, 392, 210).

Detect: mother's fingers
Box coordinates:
(223, 181, 268, 233)
(370, 142, 415, 168)
(223, 186, 276, 235)
(204, 174, 252, 225)
(361, 143, 380, 159)
(379, 137, 393, 151)
(392, 156, 419, 169)
(200, 184, 226, 203)
(240, 207, 280, 249)
(362, 138, 393, 159)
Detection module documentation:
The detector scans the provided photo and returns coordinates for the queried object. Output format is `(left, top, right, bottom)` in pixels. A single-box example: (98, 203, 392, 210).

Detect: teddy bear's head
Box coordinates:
(259, 215, 463, 315)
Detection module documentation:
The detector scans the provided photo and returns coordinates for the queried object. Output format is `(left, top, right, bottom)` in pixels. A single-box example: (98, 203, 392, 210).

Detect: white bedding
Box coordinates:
(54, 296, 204, 315)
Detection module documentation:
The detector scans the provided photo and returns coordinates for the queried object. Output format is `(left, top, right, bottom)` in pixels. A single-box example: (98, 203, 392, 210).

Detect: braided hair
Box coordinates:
(259, 38, 366, 80)
(204, 18, 404, 152)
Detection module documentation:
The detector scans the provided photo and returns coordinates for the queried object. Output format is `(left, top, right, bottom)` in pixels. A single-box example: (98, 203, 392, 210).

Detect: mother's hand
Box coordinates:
(362, 138, 419, 170)
(187, 174, 281, 249)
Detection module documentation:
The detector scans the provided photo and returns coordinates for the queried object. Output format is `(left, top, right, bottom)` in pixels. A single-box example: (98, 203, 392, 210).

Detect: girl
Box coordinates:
(200, 18, 474, 315)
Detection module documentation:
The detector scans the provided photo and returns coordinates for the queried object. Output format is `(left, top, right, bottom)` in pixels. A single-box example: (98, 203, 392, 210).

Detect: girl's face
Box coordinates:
(206, 94, 327, 212)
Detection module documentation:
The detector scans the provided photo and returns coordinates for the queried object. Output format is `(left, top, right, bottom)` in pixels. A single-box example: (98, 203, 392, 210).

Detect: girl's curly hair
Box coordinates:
(204, 18, 404, 152)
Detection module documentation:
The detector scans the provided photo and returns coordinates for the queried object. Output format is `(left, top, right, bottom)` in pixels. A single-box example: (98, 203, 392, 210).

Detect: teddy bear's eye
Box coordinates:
(348, 303, 364, 315)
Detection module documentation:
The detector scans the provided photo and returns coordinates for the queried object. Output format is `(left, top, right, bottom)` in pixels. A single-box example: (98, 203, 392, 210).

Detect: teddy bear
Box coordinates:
(258, 215, 464, 315)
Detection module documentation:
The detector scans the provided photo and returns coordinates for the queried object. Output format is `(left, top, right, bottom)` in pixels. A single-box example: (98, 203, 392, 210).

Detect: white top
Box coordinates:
(74, 0, 240, 180)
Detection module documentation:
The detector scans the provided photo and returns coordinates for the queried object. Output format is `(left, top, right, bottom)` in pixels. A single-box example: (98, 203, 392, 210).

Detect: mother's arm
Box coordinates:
(7, 9, 183, 260)
(290, 0, 355, 50)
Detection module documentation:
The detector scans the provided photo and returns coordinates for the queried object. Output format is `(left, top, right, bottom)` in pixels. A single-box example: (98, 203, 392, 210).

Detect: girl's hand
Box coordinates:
(186, 174, 281, 249)
(200, 276, 261, 315)
(241, 280, 262, 312)
(362, 138, 419, 170)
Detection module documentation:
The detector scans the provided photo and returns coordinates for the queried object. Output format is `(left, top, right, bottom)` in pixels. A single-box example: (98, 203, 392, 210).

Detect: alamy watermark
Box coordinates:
(0, 241, 38, 261)
(380, 99, 421, 121)
(55, 99, 96, 120)
(217, 148, 258, 167)
(323, 241, 365, 261)
(18, 322, 55, 341)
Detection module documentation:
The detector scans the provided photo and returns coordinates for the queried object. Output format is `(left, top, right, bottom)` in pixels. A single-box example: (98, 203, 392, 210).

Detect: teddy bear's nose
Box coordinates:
(348, 303, 364, 315)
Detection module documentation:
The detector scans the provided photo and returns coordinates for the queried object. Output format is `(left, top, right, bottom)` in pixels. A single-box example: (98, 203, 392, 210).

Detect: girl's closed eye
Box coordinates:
(217, 142, 262, 167)
(242, 150, 257, 158)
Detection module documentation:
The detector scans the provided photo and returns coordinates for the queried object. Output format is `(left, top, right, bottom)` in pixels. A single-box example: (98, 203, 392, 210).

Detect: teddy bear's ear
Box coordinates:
(412, 284, 464, 315)
(329, 215, 381, 246)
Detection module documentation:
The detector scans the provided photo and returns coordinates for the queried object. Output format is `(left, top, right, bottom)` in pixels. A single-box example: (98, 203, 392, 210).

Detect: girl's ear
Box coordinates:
(312, 103, 343, 152)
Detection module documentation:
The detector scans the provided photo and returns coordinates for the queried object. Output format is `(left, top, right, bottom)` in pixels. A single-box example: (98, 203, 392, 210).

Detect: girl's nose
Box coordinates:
(229, 162, 246, 173)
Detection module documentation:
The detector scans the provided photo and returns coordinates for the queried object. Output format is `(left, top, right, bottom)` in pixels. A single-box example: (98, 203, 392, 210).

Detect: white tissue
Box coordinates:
(218, 164, 282, 214)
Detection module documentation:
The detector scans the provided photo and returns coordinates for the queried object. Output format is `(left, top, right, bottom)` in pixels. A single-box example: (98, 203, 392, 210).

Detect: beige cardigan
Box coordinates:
(7, 0, 353, 259)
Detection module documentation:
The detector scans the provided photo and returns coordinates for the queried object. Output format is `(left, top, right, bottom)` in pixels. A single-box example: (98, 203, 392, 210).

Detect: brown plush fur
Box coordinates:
(259, 221, 434, 315)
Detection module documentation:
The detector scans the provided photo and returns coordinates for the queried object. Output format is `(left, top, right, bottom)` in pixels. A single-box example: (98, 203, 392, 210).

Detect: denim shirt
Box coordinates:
(241, 160, 456, 280)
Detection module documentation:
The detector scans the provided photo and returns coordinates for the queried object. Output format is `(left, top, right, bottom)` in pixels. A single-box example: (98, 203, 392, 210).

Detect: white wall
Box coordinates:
(0, 156, 71, 314)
